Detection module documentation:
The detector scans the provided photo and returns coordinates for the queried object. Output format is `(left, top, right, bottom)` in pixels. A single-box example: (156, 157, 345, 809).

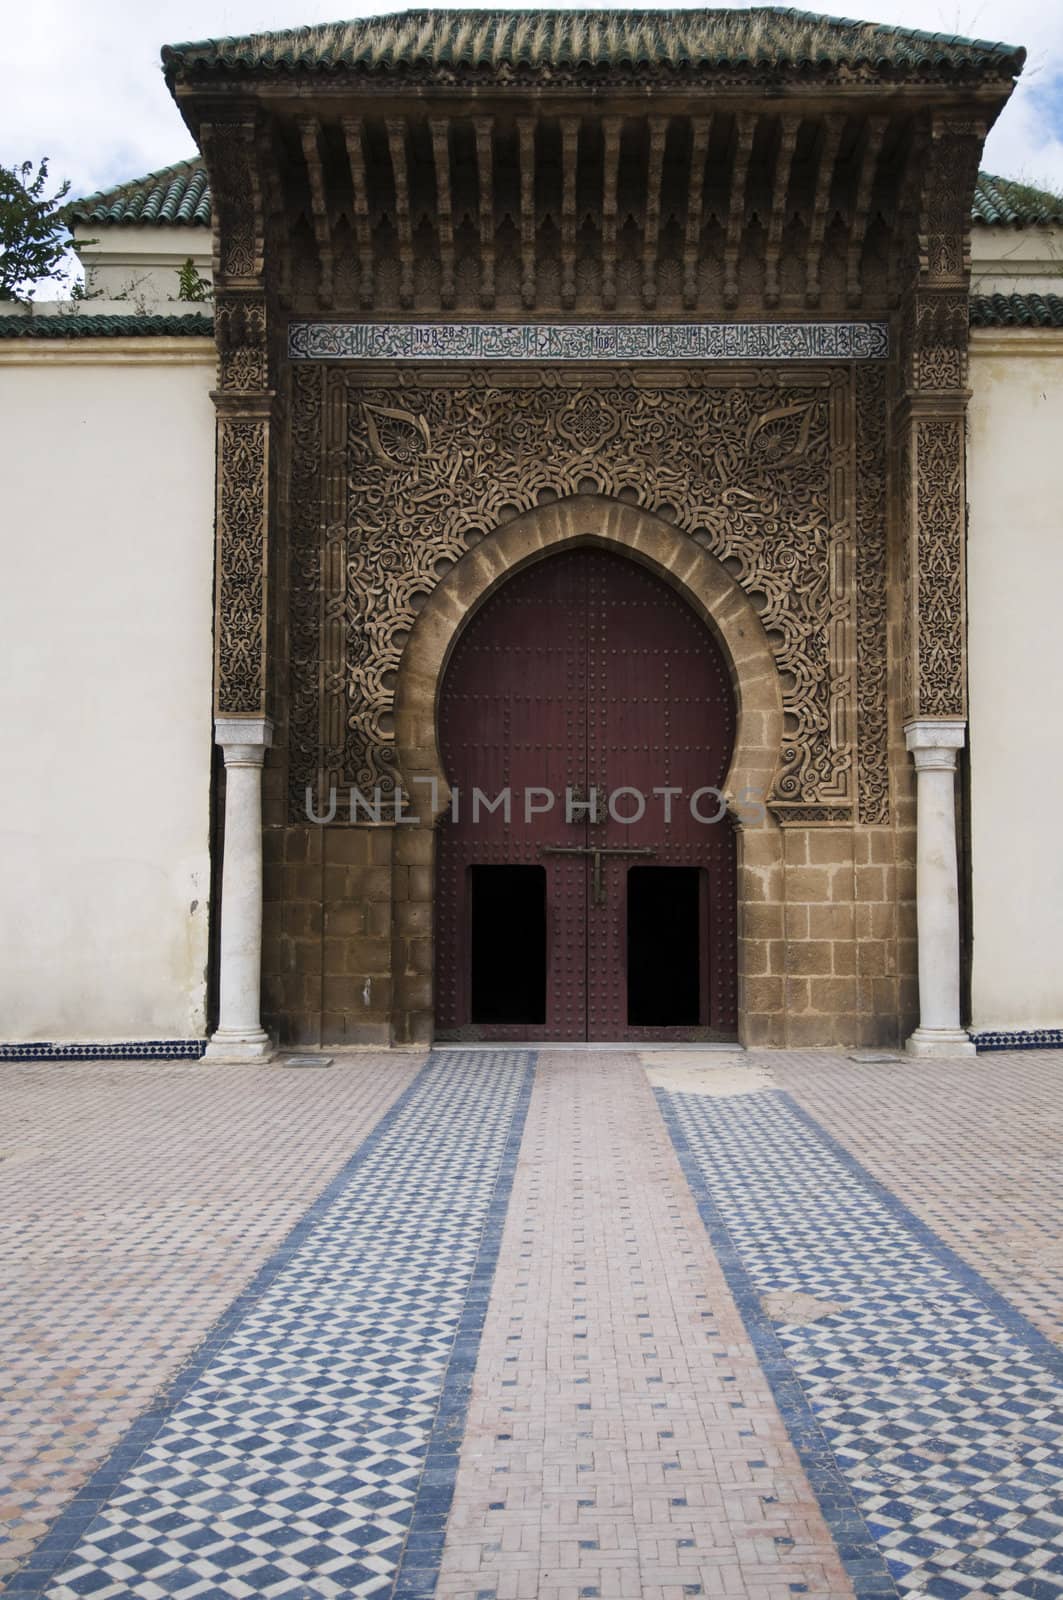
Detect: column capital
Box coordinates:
(215, 716, 273, 753)
(905, 718, 966, 766)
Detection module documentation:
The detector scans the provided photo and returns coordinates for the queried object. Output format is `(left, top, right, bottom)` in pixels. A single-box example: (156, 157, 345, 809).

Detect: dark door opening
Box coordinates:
(470, 865, 547, 1025)
(627, 866, 702, 1026)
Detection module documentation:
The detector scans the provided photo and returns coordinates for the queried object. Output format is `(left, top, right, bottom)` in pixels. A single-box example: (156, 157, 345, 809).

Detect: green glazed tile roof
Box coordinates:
(162, 7, 1024, 79)
(969, 293, 1063, 327)
(0, 314, 214, 338)
(70, 155, 1060, 233)
(972, 172, 1063, 225)
(65, 159, 211, 227)
(6, 304, 1059, 334)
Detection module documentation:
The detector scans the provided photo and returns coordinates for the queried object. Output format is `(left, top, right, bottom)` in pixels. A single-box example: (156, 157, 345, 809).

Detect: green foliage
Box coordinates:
(0, 158, 73, 301)
(176, 256, 212, 302)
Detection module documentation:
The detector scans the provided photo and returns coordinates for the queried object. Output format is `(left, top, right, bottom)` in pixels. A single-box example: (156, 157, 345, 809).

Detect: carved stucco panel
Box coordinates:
(855, 366, 890, 823)
(914, 416, 966, 718)
(215, 414, 269, 716)
(287, 368, 889, 823)
(215, 295, 269, 391)
(892, 117, 976, 730)
(289, 366, 324, 772)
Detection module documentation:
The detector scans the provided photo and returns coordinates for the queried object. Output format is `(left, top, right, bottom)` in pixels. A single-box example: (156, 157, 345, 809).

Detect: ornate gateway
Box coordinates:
(162, 8, 1023, 1053)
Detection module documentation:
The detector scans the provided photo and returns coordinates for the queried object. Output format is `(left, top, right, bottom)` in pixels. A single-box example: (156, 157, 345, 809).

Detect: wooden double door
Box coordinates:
(435, 548, 738, 1041)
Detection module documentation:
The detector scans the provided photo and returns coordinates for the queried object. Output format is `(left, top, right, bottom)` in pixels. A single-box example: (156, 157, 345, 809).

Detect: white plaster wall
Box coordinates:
(970, 226, 1063, 297)
(967, 334, 1063, 1030)
(75, 225, 213, 304)
(0, 347, 216, 1040)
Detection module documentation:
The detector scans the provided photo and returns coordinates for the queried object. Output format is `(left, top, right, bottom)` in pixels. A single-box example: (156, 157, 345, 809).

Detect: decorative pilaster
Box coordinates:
(202, 118, 273, 721)
(898, 114, 984, 727)
(205, 719, 275, 1061)
(211, 391, 273, 713)
(904, 721, 974, 1057)
(896, 115, 985, 1057)
(200, 119, 277, 1057)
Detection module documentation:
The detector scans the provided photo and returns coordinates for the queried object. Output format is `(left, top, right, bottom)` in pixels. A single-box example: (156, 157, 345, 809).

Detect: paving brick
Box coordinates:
(435, 1051, 854, 1600)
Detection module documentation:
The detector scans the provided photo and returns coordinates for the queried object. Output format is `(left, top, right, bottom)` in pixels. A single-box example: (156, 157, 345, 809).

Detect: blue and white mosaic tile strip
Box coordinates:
(10, 1050, 535, 1600)
(971, 1030, 1063, 1052)
(0, 1041, 208, 1061)
(289, 320, 889, 363)
(658, 1085, 1063, 1600)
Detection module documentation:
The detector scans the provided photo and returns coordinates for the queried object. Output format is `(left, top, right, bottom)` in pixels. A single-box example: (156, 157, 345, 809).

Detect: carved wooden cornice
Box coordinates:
(846, 117, 887, 307)
(181, 97, 1011, 319)
(429, 118, 456, 308)
(764, 116, 798, 310)
(298, 117, 334, 309)
(341, 117, 374, 309)
(473, 116, 496, 309)
(199, 118, 264, 285)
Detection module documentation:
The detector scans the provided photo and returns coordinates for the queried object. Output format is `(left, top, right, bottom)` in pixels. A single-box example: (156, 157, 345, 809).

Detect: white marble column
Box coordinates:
(204, 717, 275, 1063)
(904, 719, 975, 1058)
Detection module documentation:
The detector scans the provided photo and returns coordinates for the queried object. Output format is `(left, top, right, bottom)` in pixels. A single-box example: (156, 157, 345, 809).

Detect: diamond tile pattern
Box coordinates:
(661, 1087, 1063, 1600)
(17, 1051, 532, 1600)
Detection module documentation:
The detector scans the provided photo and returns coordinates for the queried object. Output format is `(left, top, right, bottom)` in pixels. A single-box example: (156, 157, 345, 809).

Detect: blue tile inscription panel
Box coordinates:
(13, 1051, 534, 1600)
(288, 319, 890, 363)
(658, 1086, 1063, 1600)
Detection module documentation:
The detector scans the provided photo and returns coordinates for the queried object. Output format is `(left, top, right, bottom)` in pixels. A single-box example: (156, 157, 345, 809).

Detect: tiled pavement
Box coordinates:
(769, 1052, 1063, 1348)
(0, 1058, 421, 1579)
(7, 1052, 532, 1600)
(661, 1075, 1063, 1598)
(1, 1047, 1061, 1600)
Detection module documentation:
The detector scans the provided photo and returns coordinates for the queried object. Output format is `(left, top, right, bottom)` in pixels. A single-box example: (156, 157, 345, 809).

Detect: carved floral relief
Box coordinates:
(287, 368, 891, 825)
(216, 416, 268, 714)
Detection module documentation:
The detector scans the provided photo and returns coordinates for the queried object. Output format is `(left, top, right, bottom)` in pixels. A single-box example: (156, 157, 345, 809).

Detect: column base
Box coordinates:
(905, 1026, 977, 1059)
(203, 1028, 276, 1064)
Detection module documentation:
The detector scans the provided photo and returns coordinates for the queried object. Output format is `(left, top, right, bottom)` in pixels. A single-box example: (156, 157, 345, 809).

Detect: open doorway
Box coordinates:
(469, 865, 547, 1025)
(627, 866, 702, 1026)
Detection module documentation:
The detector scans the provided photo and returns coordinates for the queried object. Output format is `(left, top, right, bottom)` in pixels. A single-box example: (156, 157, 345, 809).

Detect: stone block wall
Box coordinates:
(261, 809, 918, 1049)
(738, 816, 916, 1050)
(262, 821, 438, 1048)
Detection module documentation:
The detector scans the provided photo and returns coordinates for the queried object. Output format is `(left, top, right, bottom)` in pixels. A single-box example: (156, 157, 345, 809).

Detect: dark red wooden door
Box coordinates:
(435, 548, 737, 1041)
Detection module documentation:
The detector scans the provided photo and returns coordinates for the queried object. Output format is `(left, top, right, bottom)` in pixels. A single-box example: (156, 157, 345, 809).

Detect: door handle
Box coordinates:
(541, 844, 655, 905)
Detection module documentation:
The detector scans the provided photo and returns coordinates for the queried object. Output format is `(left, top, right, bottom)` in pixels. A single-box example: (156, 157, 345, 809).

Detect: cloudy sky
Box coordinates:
(2, 0, 1061, 205)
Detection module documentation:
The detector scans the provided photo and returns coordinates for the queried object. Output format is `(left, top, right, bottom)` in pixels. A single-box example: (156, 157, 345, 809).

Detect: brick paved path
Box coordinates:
(437, 1050, 853, 1600)
(1, 1047, 1061, 1600)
